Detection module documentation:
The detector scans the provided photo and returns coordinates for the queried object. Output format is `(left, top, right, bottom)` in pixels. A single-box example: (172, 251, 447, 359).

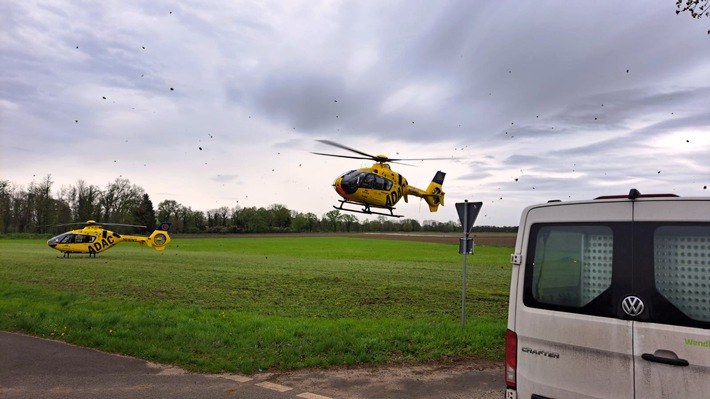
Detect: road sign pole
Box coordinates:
(455, 200, 482, 328)
(461, 200, 468, 327)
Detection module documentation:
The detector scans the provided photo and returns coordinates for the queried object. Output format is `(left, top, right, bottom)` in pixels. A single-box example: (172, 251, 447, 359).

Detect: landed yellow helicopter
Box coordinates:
(312, 140, 449, 218)
(47, 221, 171, 257)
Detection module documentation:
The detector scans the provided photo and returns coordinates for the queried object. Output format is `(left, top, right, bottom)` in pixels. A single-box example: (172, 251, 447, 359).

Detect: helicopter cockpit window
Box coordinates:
(361, 174, 375, 188)
(372, 176, 392, 191)
(74, 235, 94, 244)
(60, 234, 76, 244)
(340, 171, 365, 194)
(373, 176, 384, 190)
(339, 171, 394, 193)
(48, 233, 68, 245)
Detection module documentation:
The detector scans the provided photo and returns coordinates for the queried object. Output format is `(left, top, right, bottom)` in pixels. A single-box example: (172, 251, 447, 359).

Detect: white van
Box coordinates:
(505, 190, 710, 399)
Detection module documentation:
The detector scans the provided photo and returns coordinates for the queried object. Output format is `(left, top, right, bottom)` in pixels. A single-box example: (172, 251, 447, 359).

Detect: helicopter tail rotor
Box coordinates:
(423, 171, 446, 212)
(147, 222, 172, 251)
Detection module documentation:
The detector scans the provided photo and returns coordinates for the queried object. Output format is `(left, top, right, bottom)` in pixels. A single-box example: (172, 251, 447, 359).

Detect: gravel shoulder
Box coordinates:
(262, 359, 505, 399)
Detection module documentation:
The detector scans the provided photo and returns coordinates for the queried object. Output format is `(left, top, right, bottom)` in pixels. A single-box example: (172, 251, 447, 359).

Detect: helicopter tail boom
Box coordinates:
(407, 171, 446, 212)
(120, 222, 171, 251)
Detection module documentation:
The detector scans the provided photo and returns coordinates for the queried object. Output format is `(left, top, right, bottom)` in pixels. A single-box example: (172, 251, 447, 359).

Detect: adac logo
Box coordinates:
(88, 236, 115, 254)
(621, 295, 645, 317)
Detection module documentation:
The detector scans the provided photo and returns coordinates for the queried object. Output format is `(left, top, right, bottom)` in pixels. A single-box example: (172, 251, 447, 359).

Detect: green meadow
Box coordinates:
(0, 236, 512, 374)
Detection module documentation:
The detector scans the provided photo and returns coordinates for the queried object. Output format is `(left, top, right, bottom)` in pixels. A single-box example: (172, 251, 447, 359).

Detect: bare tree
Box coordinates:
(99, 178, 144, 223)
(676, 0, 710, 33)
(0, 180, 11, 233)
(27, 175, 54, 232)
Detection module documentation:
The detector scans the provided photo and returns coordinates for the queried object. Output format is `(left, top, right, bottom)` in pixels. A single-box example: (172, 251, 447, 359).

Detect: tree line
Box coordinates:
(0, 175, 517, 235)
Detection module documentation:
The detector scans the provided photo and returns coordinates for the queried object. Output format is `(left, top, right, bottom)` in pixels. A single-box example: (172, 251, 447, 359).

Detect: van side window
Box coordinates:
(531, 225, 613, 307)
(654, 226, 710, 322)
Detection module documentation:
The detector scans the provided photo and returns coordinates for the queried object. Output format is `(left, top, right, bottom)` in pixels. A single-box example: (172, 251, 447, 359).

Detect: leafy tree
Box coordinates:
(256, 207, 271, 232)
(234, 206, 268, 233)
(178, 206, 204, 233)
(340, 214, 358, 232)
(304, 212, 318, 232)
(325, 209, 342, 232)
(269, 204, 292, 231)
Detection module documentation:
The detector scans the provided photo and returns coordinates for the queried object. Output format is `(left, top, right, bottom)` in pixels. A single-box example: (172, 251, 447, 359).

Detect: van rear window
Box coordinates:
(530, 225, 613, 307)
(654, 226, 710, 322)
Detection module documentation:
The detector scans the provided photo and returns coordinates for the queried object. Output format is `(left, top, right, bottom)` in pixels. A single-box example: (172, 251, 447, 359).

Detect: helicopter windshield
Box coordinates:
(47, 233, 96, 246)
(339, 170, 393, 194)
(47, 233, 69, 246)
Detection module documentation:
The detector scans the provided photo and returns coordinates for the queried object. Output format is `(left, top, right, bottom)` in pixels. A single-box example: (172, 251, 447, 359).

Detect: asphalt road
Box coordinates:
(0, 332, 504, 399)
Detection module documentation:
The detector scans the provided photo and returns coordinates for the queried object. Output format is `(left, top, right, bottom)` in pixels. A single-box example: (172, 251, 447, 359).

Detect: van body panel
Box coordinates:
(516, 309, 634, 398)
(510, 200, 633, 398)
(632, 199, 710, 397)
(634, 322, 710, 398)
(506, 261, 520, 333)
(633, 198, 710, 222)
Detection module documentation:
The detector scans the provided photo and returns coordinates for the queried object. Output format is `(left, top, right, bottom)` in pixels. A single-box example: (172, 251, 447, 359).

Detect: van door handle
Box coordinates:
(641, 353, 689, 367)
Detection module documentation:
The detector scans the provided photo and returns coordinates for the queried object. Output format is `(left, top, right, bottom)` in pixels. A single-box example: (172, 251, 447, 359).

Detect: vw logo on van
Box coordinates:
(621, 295, 645, 317)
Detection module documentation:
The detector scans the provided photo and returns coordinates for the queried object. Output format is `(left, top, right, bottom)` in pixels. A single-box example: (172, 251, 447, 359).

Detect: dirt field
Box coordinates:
(360, 232, 516, 246)
(177, 232, 517, 247)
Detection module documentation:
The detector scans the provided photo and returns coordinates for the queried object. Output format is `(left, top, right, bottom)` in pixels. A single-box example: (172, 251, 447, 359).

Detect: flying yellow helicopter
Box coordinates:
(312, 139, 449, 217)
(47, 221, 171, 257)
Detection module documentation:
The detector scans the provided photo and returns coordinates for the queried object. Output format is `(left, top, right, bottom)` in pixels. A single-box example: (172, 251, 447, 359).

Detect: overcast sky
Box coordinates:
(2, 1, 709, 226)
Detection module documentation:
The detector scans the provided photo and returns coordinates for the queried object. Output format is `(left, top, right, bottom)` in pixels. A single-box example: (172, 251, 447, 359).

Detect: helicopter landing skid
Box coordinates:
(334, 200, 403, 218)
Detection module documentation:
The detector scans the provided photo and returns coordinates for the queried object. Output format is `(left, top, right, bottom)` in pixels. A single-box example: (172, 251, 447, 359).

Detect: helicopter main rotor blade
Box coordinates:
(387, 156, 459, 162)
(314, 139, 460, 164)
(48, 222, 86, 228)
(310, 152, 374, 161)
(316, 140, 381, 161)
(101, 223, 148, 229)
(49, 221, 148, 229)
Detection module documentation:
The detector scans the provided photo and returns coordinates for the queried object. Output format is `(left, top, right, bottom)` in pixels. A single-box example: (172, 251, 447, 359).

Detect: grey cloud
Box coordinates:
(212, 174, 239, 183)
(244, 68, 347, 131)
(503, 154, 551, 167)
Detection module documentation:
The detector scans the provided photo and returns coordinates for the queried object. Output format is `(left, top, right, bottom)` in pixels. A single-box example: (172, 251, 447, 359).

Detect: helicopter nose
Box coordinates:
(334, 179, 347, 198)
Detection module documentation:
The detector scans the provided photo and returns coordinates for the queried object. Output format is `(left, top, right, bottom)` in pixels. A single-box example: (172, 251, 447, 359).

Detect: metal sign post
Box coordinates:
(455, 200, 482, 327)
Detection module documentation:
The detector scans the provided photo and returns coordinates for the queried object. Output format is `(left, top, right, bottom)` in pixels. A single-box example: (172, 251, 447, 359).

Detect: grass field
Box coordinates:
(0, 236, 512, 374)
